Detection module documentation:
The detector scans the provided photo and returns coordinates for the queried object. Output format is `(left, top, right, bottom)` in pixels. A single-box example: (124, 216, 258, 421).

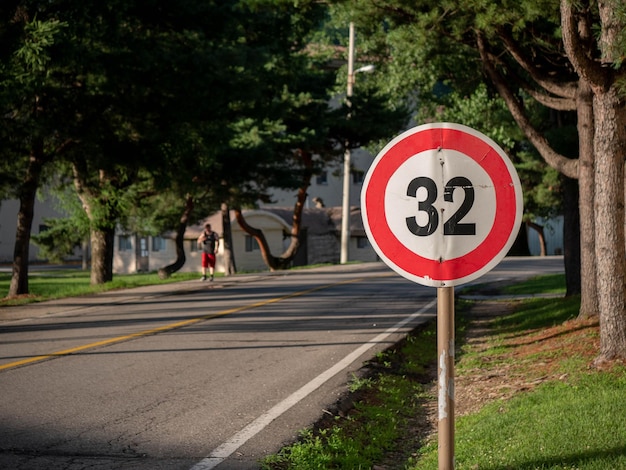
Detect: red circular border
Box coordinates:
(364, 127, 518, 282)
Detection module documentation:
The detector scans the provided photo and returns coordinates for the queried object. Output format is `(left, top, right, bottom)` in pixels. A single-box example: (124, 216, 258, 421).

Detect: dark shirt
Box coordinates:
(201, 231, 218, 254)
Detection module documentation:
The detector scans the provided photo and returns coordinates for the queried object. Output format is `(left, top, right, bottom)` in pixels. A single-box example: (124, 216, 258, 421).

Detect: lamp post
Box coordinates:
(340, 22, 373, 264)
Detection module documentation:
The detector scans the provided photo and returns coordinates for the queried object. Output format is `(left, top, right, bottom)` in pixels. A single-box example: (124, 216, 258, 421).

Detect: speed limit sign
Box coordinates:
(361, 122, 523, 287)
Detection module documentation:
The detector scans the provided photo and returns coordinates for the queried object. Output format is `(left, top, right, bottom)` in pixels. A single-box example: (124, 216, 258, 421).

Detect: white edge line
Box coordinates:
(190, 297, 437, 470)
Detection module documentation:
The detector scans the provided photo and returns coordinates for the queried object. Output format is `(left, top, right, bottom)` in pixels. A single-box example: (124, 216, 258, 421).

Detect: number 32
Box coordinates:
(405, 176, 476, 236)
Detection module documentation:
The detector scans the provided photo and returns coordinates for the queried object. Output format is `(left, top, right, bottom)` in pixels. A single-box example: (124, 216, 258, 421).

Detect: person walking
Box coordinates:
(197, 223, 219, 281)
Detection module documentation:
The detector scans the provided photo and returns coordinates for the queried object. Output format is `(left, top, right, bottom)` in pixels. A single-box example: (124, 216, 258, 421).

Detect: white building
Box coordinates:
(265, 148, 373, 209)
(113, 206, 377, 274)
(0, 195, 70, 264)
(107, 138, 380, 274)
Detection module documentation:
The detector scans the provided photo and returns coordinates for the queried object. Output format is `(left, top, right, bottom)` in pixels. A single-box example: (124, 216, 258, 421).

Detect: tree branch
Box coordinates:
(498, 28, 578, 99)
(233, 207, 279, 271)
(503, 63, 577, 110)
(560, 0, 610, 91)
(477, 33, 579, 179)
(53, 138, 76, 156)
(524, 87, 576, 111)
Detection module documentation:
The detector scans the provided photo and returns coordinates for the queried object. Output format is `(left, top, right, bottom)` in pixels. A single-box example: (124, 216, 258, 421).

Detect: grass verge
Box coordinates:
(0, 268, 200, 306)
(263, 273, 626, 470)
(0, 263, 337, 306)
(414, 293, 626, 469)
(501, 272, 566, 295)
(261, 321, 442, 470)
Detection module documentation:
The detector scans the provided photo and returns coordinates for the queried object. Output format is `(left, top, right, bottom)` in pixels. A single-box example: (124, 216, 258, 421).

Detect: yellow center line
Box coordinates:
(0, 276, 371, 372)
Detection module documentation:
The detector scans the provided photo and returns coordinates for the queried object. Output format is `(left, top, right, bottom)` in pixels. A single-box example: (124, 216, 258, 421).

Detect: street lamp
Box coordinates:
(340, 22, 373, 264)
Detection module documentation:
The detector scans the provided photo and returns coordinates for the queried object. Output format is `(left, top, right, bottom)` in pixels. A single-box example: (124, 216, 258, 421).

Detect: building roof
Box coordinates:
(177, 206, 365, 239)
(326, 206, 366, 237)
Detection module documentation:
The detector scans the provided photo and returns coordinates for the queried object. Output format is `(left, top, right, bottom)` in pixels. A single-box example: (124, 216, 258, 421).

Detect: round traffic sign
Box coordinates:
(361, 123, 523, 287)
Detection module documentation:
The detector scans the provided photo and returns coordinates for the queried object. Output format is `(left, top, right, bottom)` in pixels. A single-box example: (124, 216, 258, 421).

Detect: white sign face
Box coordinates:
(361, 123, 523, 287)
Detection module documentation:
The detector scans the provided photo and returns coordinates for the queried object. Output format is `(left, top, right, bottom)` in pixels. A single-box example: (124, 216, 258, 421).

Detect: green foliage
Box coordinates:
(31, 217, 86, 263)
(3, 1, 361, 278)
(348, 373, 373, 393)
(516, 148, 563, 220)
(422, 83, 522, 150)
(328, 0, 570, 223)
(14, 18, 66, 82)
(0, 13, 68, 198)
(1, 1, 410, 283)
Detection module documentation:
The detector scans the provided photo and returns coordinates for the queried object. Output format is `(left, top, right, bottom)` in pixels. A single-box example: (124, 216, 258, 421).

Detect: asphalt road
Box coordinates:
(0, 257, 564, 470)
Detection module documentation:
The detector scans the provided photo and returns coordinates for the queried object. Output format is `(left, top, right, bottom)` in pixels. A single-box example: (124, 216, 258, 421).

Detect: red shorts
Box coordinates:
(202, 253, 216, 269)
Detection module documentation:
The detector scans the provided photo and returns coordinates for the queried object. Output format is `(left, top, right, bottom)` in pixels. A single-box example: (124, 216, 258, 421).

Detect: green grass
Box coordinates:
(414, 370, 626, 470)
(493, 294, 580, 332)
(262, 374, 429, 470)
(411, 279, 626, 470)
(261, 323, 440, 470)
(1, 263, 344, 305)
(502, 273, 566, 295)
(459, 273, 566, 297)
(0, 268, 200, 306)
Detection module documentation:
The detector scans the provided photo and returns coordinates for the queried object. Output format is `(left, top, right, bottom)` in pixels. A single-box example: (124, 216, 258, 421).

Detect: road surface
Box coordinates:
(0, 258, 564, 469)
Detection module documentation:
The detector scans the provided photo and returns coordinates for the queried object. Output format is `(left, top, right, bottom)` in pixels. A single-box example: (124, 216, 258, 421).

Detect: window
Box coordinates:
(190, 240, 199, 252)
(245, 235, 260, 252)
(315, 171, 328, 185)
(152, 236, 166, 252)
(356, 237, 369, 249)
(352, 170, 365, 184)
(118, 235, 133, 252)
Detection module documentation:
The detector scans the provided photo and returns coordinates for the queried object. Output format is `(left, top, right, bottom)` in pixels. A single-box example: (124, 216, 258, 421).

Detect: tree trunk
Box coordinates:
(234, 208, 279, 271)
(562, 176, 581, 296)
(220, 202, 236, 276)
(234, 181, 308, 272)
(593, 88, 626, 361)
(158, 195, 193, 279)
(10, 187, 37, 296)
(72, 164, 117, 285)
(81, 238, 90, 271)
(10, 189, 36, 297)
(576, 80, 598, 317)
(480, 26, 597, 317)
(560, 0, 624, 352)
(90, 225, 114, 284)
(508, 224, 530, 256)
(233, 149, 314, 271)
(9, 141, 46, 297)
(281, 180, 307, 261)
(526, 221, 546, 256)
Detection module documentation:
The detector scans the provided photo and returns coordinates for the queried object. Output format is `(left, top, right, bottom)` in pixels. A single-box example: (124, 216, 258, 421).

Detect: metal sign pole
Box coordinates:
(437, 286, 455, 469)
(361, 123, 523, 469)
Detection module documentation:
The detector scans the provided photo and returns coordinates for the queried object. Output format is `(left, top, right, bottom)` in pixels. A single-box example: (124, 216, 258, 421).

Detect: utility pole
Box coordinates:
(340, 22, 355, 265)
